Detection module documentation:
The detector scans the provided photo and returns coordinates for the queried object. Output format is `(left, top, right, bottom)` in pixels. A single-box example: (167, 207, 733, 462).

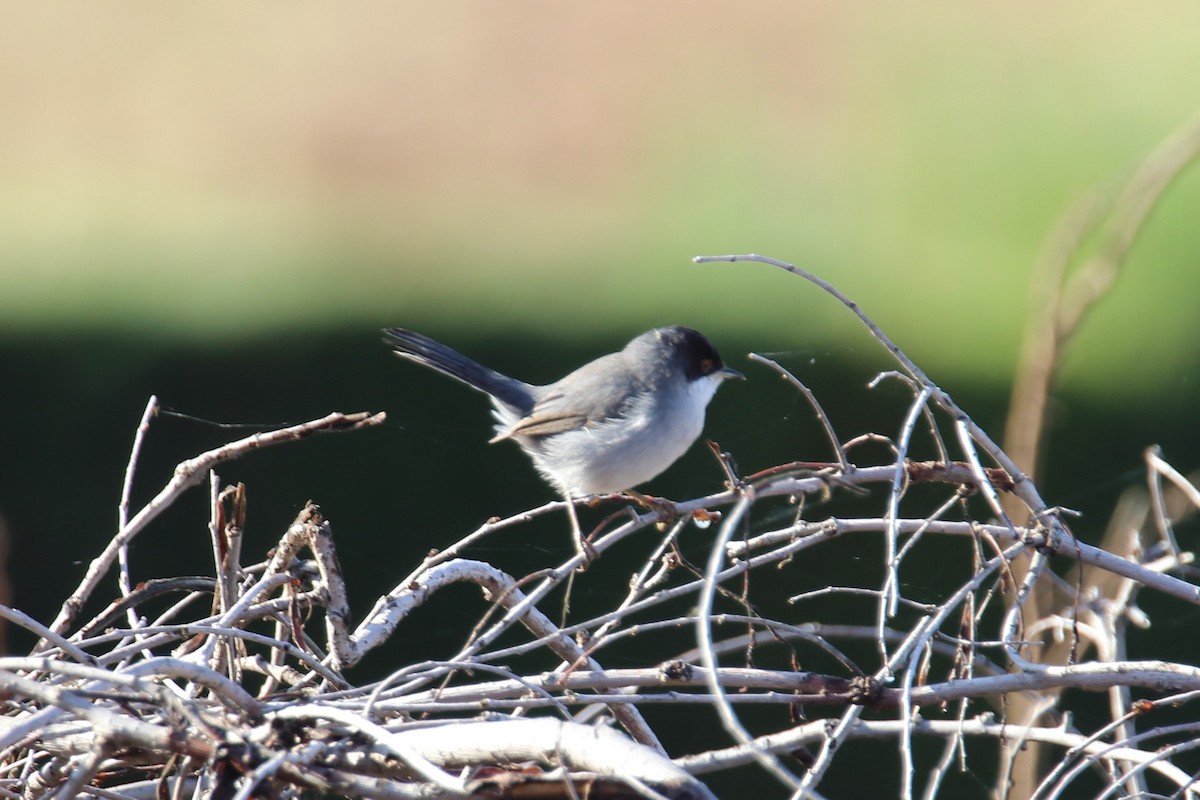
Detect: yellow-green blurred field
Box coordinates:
(2, 3, 1198, 398)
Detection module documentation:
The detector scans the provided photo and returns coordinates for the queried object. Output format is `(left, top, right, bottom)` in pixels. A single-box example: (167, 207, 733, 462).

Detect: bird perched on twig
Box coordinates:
(383, 325, 743, 558)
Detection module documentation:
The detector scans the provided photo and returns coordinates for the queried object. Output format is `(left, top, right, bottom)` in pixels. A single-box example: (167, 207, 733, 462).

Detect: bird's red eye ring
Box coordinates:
(700, 358, 714, 374)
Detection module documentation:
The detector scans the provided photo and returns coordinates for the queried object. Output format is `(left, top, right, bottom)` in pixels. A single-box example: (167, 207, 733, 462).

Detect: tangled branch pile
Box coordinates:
(5, 257, 1200, 800)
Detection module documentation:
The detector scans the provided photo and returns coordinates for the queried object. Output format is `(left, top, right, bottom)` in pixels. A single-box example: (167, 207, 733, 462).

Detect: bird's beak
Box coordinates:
(718, 366, 745, 381)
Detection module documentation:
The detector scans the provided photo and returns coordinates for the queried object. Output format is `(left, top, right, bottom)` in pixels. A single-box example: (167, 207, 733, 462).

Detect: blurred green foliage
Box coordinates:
(1, 3, 1197, 401)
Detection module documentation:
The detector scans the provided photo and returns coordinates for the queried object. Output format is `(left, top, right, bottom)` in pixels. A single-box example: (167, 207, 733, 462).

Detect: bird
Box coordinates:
(382, 325, 743, 498)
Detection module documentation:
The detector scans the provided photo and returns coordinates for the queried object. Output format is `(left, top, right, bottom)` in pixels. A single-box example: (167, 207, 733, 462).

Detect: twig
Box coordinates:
(117, 395, 158, 628)
(694, 254, 1066, 543)
(39, 410, 385, 645)
(747, 352, 850, 471)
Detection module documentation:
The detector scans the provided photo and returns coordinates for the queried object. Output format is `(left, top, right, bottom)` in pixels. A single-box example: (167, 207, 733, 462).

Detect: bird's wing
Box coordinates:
(490, 405, 588, 442)
(489, 353, 635, 443)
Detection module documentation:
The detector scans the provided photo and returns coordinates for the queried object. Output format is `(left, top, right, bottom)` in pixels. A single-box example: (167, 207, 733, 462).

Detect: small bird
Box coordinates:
(383, 326, 743, 498)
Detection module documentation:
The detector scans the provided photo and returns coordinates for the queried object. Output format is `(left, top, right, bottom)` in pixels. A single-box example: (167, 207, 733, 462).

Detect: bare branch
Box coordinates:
(40, 410, 385, 644)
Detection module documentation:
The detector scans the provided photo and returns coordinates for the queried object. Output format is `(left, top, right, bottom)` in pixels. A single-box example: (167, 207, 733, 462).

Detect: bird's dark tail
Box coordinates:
(382, 328, 536, 414)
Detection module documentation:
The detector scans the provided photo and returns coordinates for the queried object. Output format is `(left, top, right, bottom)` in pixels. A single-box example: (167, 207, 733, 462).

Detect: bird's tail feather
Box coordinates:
(382, 328, 535, 414)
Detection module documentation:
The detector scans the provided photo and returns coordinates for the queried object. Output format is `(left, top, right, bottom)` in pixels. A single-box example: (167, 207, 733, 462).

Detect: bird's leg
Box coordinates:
(563, 491, 598, 570)
(622, 489, 679, 528)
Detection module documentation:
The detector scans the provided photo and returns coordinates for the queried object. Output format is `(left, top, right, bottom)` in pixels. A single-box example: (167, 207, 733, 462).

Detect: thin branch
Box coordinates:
(40, 410, 385, 644)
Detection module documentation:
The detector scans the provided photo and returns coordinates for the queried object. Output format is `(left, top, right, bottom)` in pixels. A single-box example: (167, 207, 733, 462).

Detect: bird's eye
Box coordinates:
(700, 358, 714, 374)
